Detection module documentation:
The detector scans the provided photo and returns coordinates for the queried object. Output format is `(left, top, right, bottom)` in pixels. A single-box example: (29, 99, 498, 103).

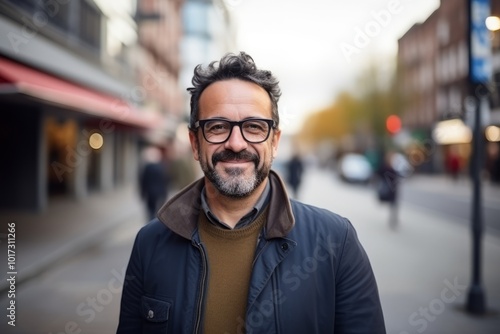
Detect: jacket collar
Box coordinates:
(156, 170, 295, 240)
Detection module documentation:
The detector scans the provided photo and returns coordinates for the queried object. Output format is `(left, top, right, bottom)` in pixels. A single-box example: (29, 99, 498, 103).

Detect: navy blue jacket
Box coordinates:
(117, 171, 386, 333)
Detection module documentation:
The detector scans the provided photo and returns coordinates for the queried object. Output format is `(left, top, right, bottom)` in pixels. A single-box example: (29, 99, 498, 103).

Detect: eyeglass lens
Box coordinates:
(203, 120, 271, 143)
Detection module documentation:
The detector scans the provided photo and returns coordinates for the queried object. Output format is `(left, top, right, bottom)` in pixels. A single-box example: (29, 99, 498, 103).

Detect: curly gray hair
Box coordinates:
(187, 52, 281, 130)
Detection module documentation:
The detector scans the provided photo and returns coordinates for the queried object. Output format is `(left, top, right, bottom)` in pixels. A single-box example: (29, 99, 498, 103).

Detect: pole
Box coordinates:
(466, 0, 489, 314)
(466, 90, 486, 314)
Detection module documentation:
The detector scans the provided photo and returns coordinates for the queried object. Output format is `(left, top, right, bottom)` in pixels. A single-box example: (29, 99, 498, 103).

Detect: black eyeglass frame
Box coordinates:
(192, 118, 277, 144)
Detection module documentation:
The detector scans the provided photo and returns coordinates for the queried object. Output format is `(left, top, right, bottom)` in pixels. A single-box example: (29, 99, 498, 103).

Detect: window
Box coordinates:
(2, 0, 102, 54)
(80, 0, 101, 51)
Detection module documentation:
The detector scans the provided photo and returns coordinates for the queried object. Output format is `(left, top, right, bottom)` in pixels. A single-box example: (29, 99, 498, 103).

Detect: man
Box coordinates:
(138, 146, 169, 221)
(117, 52, 386, 333)
(376, 151, 400, 230)
(286, 151, 304, 198)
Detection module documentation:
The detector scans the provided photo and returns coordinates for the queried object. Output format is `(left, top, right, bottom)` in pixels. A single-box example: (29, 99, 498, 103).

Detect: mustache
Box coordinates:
(212, 150, 259, 166)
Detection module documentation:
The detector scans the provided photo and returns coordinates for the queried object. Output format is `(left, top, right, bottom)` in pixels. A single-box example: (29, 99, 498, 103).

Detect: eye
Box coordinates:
(205, 121, 230, 134)
(243, 121, 267, 133)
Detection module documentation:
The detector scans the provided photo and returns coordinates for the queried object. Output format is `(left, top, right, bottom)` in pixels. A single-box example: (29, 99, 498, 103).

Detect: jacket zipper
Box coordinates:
(193, 241, 208, 334)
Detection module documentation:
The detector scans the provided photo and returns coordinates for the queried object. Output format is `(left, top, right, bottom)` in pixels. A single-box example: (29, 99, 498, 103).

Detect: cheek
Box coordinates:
(200, 145, 218, 166)
(258, 147, 274, 165)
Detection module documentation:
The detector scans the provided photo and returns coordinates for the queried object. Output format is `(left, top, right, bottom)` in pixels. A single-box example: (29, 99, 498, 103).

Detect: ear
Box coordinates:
(271, 128, 281, 159)
(189, 130, 200, 161)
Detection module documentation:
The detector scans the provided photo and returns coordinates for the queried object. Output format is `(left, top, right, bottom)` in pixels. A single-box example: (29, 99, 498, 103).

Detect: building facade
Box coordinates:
(180, 0, 236, 109)
(397, 0, 500, 175)
(135, 0, 185, 142)
(0, 0, 180, 211)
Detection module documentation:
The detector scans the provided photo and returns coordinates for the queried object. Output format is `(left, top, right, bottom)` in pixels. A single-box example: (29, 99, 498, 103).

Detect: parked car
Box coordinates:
(338, 153, 373, 183)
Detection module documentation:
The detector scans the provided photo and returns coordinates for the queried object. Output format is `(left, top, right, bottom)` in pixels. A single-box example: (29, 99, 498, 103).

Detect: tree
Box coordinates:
(298, 55, 404, 154)
(300, 95, 353, 143)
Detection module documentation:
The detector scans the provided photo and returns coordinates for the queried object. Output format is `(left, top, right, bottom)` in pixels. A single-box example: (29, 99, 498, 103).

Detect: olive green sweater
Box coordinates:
(199, 208, 267, 334)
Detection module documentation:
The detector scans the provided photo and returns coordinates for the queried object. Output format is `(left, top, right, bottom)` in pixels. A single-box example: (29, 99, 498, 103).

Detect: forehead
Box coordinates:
(198, 79, 272, 119)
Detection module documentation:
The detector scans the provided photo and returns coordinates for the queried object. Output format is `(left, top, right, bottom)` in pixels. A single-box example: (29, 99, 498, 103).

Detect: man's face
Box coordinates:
(189, 79, 281, 198)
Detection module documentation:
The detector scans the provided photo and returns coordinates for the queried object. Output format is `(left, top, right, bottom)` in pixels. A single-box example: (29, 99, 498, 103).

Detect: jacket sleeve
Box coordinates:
(116, 232, 144, 333)
(334, 220, 386, 333)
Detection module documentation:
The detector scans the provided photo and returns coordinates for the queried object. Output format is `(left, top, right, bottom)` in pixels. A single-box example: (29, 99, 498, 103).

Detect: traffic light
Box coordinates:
(386, 115, 401, 135)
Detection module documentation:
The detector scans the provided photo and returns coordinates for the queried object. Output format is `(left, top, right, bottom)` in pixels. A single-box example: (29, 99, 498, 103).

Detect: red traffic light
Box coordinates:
(386, 115, 401, 134)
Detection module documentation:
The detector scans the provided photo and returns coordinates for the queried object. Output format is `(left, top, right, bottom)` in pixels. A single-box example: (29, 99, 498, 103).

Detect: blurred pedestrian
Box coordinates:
(138, 146, 169, 221)
(376, 151, 400, 230)
(118, 52, 385, 334)
(492, 152, 500, 184)
(445, 147, 461, 181)
(286, 152, 304, 198)
(487, 142, 500, 184)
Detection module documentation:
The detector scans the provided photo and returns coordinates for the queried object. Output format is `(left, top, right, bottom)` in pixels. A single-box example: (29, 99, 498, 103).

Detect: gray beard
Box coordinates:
(199, 149, 271, 198)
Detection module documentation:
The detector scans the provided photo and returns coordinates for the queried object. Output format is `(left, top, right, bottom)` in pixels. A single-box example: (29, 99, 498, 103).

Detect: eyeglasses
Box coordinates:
(193, 118, 276, 144)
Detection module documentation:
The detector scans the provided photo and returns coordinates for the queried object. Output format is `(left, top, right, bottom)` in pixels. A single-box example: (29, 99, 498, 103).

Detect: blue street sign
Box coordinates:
(470, 0, 492, 83)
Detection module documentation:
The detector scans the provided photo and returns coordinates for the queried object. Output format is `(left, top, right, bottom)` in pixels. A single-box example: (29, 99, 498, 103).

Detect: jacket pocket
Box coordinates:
(141, 295, 171, 334)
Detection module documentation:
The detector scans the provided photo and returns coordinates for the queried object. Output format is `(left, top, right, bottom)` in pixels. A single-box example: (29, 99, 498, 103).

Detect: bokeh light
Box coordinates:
(485, 125, 500, 142)
(89, 133, 104, 149)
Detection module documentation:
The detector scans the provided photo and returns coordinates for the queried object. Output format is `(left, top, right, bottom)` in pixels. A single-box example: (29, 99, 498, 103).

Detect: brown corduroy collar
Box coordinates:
(156, 170, 295, 240)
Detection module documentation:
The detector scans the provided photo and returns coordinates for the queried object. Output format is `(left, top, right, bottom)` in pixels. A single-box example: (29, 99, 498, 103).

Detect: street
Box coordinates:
(0, 217, 143, 334)
(399, 175, 500, 237)
(1, 166, 499, 334)
(300, 167, 500, 334)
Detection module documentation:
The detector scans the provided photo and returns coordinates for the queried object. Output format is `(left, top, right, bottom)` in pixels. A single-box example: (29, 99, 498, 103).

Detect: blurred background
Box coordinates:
(0, 0, 499, 333)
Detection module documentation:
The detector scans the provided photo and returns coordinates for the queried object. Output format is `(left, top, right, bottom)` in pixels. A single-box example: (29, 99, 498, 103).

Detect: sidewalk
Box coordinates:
(1, 168, 498, 333)
(402, 172, 500, 204)
(0, 184, 145, 293)
(298, 167, 500, 334)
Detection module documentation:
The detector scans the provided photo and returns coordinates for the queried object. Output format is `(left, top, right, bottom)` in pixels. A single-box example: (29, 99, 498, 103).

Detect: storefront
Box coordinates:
(0, 56, 159, 211)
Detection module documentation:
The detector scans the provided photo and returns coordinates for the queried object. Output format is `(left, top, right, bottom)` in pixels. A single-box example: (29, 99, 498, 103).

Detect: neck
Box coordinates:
(204, 179, 267, 229)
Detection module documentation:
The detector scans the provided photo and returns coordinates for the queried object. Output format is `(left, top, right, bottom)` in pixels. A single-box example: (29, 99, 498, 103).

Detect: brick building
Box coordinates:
(0, 0, 183, 211)
(135, 0, 185, 142)
(397, 0, 500, 174)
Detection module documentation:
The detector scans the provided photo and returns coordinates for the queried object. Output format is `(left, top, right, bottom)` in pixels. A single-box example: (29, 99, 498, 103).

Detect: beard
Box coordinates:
(199, 147, 272, 198)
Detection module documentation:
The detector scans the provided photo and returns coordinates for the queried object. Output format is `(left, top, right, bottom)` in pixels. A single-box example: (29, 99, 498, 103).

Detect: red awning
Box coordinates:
(0, 56, 160, 129)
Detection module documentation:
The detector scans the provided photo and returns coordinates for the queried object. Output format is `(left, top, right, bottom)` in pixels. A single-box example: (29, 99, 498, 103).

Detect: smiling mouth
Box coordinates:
(212, 150, 258, 167)
(218, 160, 254, 171)
(220, 159, 252, 164)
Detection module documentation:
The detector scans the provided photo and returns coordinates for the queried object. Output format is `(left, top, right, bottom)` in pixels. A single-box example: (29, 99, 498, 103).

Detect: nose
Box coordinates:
(224, 125, 248, 152)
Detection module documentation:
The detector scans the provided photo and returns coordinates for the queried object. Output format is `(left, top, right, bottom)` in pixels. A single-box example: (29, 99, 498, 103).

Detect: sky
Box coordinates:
(228, 0, 441, 134)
